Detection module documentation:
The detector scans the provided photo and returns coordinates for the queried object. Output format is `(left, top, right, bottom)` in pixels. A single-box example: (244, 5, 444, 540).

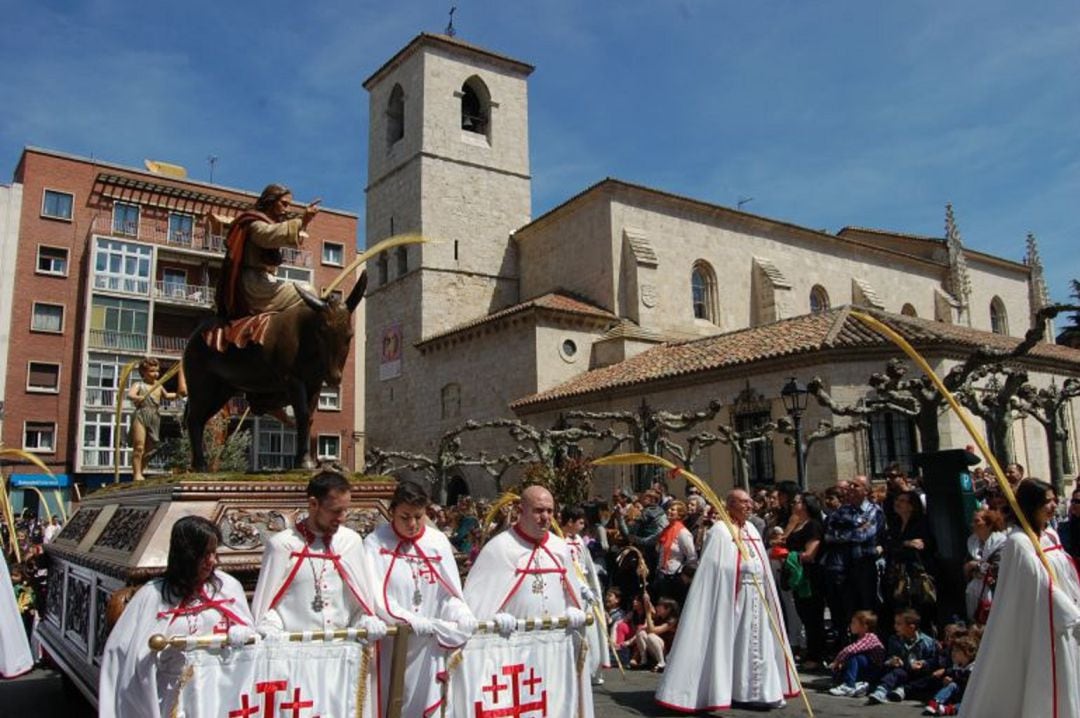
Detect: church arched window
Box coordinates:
(990, 296, 1009, 335)
(901, 303, 918, 317)
(810, 285, 830, 314)
(376, 252, 389, 285)
(691, 260, 719, 324)
(460, 76, 490, 136)
(386, 84, 404, 146)
(395, 246, 408, 277)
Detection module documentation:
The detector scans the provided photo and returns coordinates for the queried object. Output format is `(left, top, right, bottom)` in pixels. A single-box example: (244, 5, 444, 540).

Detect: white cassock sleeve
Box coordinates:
(98, 583, 166, 718)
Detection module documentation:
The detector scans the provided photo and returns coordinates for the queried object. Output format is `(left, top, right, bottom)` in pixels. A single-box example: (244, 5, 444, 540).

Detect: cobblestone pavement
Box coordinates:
(594, 668, 931, 717)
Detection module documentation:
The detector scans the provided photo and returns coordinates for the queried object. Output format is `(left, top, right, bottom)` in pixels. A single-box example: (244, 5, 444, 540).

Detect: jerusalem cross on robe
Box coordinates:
(474, 662, 548, 718)
(229, 680, 318, 718)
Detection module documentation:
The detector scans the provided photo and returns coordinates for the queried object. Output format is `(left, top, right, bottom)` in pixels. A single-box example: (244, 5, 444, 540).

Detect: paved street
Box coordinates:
(1, 664, 929, 717)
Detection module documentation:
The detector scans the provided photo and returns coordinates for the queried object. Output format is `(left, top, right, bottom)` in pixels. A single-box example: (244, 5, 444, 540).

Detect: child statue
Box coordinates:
(127, 357, 177, 481)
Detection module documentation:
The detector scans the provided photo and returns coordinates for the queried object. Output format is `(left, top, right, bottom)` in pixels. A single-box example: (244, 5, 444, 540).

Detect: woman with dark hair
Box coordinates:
(364, 480, 476, 717)
(960, 479, 1080, 718)
(215, 183, 322, 319)
(99, 516, 253, 718)
(783, 492, 826, 669)
(882, 490, 936, 632)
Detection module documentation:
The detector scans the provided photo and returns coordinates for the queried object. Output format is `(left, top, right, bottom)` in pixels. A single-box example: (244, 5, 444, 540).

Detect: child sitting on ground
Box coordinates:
(630, 594, 679, 672)
(923, 637, 977, 715)
(606, 588, 631, 666)
(868, 609, 939, 704)
(828, 610, 885, 697)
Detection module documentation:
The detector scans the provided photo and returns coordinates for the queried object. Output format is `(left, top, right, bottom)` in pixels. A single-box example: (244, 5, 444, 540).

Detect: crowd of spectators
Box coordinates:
(3, 510, 61, 660)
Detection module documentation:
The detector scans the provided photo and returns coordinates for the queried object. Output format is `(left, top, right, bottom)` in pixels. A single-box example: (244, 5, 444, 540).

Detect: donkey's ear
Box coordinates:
(346, 271, 368, 313)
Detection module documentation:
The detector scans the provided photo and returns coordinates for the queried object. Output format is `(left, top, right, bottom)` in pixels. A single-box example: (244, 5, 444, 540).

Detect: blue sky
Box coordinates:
(2, 0, 1078, 302)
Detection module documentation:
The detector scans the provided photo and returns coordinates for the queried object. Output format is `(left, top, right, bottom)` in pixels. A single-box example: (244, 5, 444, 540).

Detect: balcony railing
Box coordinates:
(153, 281, 214, 307)
(151, 334, 187, 356)
(160, 397, 185, 414)
(89, 329, 147, 352)
(280, 246, 312, 268)
(82, 448, 131, 470)
(85, 387, 120, 408)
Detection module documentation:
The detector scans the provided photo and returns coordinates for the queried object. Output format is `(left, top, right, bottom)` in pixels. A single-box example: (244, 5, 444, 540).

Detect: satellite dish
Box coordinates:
(144, 160, 188, 179)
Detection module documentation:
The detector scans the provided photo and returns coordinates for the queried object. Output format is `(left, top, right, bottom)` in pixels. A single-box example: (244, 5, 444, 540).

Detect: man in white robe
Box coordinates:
(1, 557, 33, 679)
(656, 489, 799, 712)
(464, 485, 593, 717)
(365, 480, 475, 717)
(99, 569, 253, 718)
(960, 487, 1080, 718)
(251, 472, 387, 712)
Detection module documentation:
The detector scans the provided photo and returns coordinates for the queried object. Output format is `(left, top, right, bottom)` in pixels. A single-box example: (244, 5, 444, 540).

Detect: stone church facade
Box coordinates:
(361, 33, 1080, 495)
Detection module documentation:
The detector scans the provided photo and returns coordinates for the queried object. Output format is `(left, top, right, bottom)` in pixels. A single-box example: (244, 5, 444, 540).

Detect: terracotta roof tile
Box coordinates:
(416, 292, 615, 349)
(511, 307, 1080, 409)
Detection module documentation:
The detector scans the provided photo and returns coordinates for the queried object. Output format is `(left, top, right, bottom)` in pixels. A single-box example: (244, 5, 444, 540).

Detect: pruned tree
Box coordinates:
(1013, 377, 1080, 494)
(954, 364, 1028, 466)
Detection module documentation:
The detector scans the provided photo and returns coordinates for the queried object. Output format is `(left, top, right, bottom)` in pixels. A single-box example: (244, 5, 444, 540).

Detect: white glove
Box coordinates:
(259, 625, 288, 644)
(493, 612, 518, 637)
(444, 599, 478, 636)
(227, 625, 257, 647)
(358, 615, 389, 643)
(565, 607, 587, 630)
(580, 585, 599, 607)
(407, 615, 436, 636)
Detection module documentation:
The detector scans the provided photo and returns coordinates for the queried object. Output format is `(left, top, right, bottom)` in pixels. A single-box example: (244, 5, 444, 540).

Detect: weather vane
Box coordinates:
(446, 6, 456, 37)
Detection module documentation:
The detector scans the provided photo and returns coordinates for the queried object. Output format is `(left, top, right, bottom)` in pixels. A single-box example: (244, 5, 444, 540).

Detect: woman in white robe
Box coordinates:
(960, 479, 1080, 718)
(561, 506, 611, 681)
(1, 556, 33, 678)
(99, 516, 254, 718)
(364, 481, 474, 718)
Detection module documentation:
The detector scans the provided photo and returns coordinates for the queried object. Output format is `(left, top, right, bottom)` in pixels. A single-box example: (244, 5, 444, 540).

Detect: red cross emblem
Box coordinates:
(474, 663, 547, 717)
(229, 680, 319, 718)
(417, 562, 439, 584)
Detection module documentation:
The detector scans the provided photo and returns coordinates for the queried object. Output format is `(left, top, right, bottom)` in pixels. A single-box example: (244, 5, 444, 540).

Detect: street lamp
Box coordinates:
(781, 377, 809, 490)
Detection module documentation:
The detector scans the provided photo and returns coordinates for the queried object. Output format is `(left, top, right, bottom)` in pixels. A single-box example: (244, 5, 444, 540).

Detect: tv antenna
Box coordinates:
(737, 196, 754, 210)
(446, 6, 457, 37)
(207, 155, 219, 183)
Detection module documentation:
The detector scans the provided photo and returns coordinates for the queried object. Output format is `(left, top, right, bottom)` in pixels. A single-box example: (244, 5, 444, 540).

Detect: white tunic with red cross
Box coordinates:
(251, 522, 380, 632)
(98, 570, 253, 718)
(464, 525, 585, 620)
(365, 521, 473, 717)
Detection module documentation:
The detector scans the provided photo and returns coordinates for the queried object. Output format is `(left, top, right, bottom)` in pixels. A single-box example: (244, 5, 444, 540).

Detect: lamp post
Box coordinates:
(781, 377, 809, 490)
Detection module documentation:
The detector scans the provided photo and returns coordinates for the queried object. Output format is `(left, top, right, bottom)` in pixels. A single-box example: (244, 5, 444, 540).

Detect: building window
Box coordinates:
(461, 76, 490, 136)
(31, 302, 64, 333)
(901, 303, 918, 317)
(691, 260, 719, 323)
(254, 418, 297, 471)
(387, 83, 405, 146)
(734, 411, 775, 485)
(89, 296, 149, 352)
(168, 213, 195, 246)
(990, 296, 1008, 335)
(318, 385, 341, 411)
(395, 246, 408, 276)
(441, 383, 461, 420)
(27, 362, 61, 393)
(85, 358, 122, 408)
(322, 242, 344, 267)
(94, 237, 152, 294)
(377, 252, 389, 285)
(24, 422, 56, 453)
(81, 410, 120, 468)
(867, 411, 917, 477)
(809, 285, 830, 314)
(317, 434, 340, 461)
(278, 266, 312, 285)
(112, 202, 140, 237)
(36, 246, 69, 276)
(41, 189, 74, 220)
(161, 268, 187, 297)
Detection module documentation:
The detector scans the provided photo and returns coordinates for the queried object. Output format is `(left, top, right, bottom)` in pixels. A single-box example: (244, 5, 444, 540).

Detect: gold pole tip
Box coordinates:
(148, 634, 168, 651)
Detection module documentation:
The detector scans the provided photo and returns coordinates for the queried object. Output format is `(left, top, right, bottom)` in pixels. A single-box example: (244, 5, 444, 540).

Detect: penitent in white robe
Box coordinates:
(1, 558, 33, 679)
(656, 521, 799, 713)
(960, 527, 1080, 718)
(250, 523, 380, 632)
(98, 570, 253, 718)
(464, 525, 594, 718)
(364, 522, 472, 718)
(565, 533, 610, 675)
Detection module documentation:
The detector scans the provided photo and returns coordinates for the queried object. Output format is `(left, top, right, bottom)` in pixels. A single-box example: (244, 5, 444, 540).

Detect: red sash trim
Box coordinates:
(379, 537, 461, 622)
(157, 586, 249, 629)
(267, 526, 374, 616)
(497, 539, 581, 612)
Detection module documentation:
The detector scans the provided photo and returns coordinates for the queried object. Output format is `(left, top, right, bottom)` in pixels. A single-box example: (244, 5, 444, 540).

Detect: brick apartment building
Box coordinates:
(0, 147, 361, 504)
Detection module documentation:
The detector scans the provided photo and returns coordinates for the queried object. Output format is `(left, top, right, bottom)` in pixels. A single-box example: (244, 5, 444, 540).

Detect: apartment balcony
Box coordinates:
(85, 387, 120, 409)
(88, 329, 147, 353)
(82, 448, 130, 470)
(151, 334, 188, 356)
(92, 273, 151, 296)
(279, 246, 312, 268)
(153, 280, 214, 308)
